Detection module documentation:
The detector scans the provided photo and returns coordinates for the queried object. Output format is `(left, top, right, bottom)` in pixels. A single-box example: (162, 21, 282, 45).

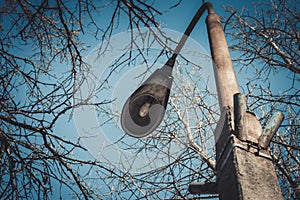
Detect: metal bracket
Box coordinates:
(217, 134, 273, 174)
(188, 182, 218, 194)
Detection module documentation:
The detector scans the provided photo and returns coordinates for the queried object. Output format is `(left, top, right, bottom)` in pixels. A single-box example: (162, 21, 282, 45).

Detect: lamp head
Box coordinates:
(121, 66, 173, 137)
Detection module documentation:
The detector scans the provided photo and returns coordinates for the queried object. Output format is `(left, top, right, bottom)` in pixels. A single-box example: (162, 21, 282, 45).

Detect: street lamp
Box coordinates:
(121, 2, 229, 138)
(120, 1, 284, 199)
(120, 58, 174, 137)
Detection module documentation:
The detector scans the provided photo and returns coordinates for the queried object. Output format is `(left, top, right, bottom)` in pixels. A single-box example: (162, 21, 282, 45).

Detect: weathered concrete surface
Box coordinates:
(216, 107, 283, 200)
(206, 13, 240, 111)
(234, 145, 283, 200)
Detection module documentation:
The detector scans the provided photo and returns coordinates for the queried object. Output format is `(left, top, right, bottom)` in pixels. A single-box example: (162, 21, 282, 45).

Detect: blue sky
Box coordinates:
(6, 0, 296, 198)
(66, 0, 260, 154)
(55, 0, 258, 198)
(51, 1, 259, 198)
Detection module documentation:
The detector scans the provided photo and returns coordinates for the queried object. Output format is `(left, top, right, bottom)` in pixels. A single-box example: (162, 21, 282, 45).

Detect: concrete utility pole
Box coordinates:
(189, 3, 284, 199)
(214, 95, 284, 199)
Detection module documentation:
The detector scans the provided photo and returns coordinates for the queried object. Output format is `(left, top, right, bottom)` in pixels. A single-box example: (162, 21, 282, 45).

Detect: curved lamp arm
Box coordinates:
(166, 2, 214, 67)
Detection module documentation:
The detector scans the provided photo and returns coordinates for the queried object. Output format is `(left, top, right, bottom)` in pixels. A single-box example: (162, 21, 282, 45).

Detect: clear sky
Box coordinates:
(2, 0, 298, 198)
(45, 0, 296, 198)
(50, 1, 245, 198)
(65, 0, 259, 157)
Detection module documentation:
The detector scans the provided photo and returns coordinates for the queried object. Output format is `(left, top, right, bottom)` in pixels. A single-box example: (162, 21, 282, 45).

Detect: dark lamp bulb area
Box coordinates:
(139, 101, 151, 117)
(129, 94, 160, 127)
